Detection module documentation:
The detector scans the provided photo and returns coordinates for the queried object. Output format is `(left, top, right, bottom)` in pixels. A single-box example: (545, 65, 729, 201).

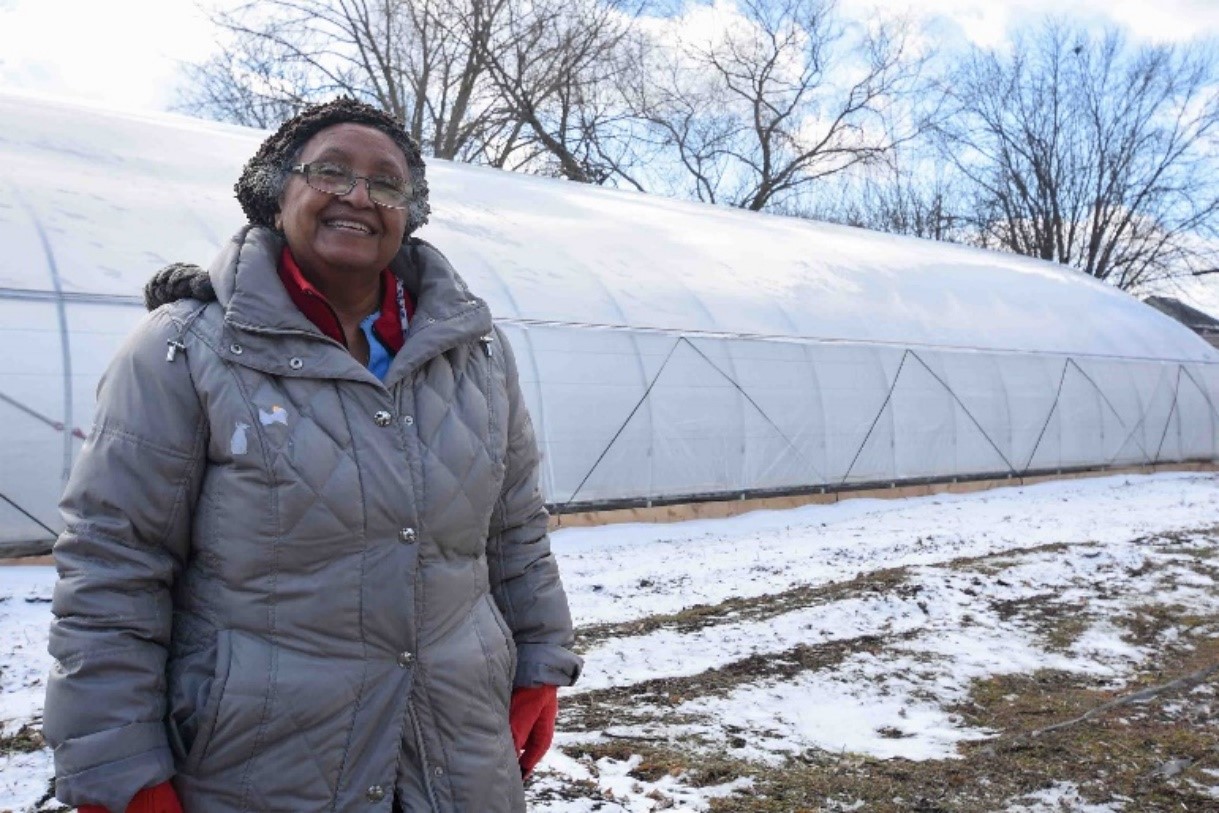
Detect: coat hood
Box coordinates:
(203, 226, 494, 388)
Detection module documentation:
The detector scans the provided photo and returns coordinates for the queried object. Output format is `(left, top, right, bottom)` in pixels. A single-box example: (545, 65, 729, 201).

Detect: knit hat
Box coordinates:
(234, 97, 430, 237)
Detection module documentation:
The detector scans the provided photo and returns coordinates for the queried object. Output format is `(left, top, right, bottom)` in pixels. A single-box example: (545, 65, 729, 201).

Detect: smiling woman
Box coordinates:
(41, 98, 581, 813)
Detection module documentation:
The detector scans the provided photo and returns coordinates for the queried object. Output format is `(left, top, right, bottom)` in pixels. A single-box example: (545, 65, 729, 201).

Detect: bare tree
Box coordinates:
(820, 160, 965, 243)
(938, 22, 1219, 290)
(627, 0, 928, 211)
(179, 0, 639, 180)
(179, 0, 503, 160)
(179, 34, 313, 129)
(398, 0, 503, 160)
(186, 1, 411, 117)
(464, 0, 640, 182)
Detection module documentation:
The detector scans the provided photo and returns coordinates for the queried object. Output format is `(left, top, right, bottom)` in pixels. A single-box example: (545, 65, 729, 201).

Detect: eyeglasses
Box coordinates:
(290, 162, 412, 209)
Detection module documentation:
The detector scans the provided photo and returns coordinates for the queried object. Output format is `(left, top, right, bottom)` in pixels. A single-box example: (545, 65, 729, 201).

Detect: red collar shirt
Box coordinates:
(276, 247, 414, 380)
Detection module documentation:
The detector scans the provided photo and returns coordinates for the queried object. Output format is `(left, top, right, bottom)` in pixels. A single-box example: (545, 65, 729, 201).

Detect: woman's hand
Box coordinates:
(77, 781, 183, 813)
(508, 684, 558, 778)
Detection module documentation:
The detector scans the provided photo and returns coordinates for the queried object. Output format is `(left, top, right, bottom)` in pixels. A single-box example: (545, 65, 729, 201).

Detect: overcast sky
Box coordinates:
(1, 0, 1217, 115)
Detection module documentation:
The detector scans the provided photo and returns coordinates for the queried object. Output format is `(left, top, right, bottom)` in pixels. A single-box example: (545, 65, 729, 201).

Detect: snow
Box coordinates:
(0, 566, 55, 812)
(530, 751, 752, 813)
(1004, 781, 1128, 812)
(556, 472, 1218, 627)
(0, 567, 54, 740)
(680, 661, 998, 762)
(0, 749, 53, 812)
(2, 471, 1218, 811)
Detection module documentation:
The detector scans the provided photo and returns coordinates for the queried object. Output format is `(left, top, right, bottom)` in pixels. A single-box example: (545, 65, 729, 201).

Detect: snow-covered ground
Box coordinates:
(2, 471, 1217, 811)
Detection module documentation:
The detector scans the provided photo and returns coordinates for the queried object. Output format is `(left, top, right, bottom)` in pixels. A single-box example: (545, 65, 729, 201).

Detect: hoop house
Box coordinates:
(2, 92, 1216, 549)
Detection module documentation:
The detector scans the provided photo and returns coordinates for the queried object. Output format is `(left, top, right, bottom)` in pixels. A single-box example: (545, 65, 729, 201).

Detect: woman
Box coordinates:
(44, 98, 582, 813)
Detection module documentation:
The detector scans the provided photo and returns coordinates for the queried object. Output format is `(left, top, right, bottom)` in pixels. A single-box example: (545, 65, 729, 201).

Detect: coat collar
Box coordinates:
(208, 225, 493, 387)
(277, 246, 410, 352)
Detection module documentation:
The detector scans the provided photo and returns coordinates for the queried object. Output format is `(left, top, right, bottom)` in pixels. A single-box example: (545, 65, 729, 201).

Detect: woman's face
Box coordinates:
(278, 123, 410, 279)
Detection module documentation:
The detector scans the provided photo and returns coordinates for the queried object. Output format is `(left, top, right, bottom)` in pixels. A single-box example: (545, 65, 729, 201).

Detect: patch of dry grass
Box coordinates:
(574, 568, 913, 653)
(0, 722, 44, 755)
(553, 530, 1219, 811)
(562, 629, 1217, 811)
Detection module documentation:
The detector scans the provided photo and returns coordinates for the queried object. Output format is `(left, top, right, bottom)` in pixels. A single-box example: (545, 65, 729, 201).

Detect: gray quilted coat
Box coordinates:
(45, 226, 582, 812)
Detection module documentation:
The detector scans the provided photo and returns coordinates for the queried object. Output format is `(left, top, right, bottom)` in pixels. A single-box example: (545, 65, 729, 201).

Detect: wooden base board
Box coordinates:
(2, 554, 54, 566)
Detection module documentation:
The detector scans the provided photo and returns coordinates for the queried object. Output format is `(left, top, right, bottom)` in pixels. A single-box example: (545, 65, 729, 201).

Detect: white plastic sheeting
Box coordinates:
(1, 91, 1216, 545)
(512, 328, 1217, 508)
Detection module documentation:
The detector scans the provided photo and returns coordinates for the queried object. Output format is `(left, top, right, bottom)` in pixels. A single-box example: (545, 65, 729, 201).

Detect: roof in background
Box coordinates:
(1143, 295, 1219, 350)
(1143, 295, 1219, 331)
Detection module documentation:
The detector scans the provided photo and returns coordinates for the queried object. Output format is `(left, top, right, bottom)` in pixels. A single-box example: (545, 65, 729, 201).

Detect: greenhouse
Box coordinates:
(1, 90, 1216, 551)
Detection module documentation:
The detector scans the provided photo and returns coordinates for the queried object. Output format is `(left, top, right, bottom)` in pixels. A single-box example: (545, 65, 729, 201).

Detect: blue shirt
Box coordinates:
(359, 311, 394, 381)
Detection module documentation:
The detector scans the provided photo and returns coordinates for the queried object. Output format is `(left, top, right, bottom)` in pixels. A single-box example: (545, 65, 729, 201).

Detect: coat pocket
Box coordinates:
(178, 629, 234, 773)
(176, 631, 356, 804)
(480, 594, 517, 702)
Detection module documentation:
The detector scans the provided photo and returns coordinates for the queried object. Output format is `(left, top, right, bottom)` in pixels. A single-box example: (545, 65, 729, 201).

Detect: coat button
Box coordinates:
(366, 784, 385, 802)
(229, 343, 243, 355)
(398, 527, 416, 543)
(289, 357, 303, 370)
(402, 415, 414, 426)
(373, 410, 392, 427)
(433, 765, 444, 778)
(398, 651, 414, 667)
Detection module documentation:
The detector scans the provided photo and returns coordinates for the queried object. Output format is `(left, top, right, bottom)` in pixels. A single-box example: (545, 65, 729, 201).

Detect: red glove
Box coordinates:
(509, 684, 558, 778)
(78, 781, 183, 813)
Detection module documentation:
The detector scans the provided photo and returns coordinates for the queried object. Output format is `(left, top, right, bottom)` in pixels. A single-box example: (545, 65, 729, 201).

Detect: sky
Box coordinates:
(0, 0, 237, 113)
(1, 0, 1218, 115)
(842, 0, 1219, 47)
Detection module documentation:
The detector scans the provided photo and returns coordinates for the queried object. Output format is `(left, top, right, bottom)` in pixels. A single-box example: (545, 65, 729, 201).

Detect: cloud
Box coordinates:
(0, 0, 232, 111)
(839, 0, 1219, 46)
(2, 0, 1215, 115)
